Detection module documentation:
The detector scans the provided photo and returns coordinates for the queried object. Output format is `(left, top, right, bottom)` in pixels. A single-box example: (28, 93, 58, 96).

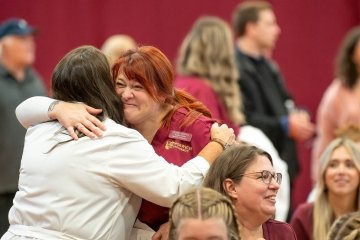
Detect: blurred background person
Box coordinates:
(232, 0, 315, 184)
(101, 34, 136, 65)
(204, 144, 297, 240)
(232, 1, 315, 220)
(312, 26, 360, 182)
(176, 16, 244, 134)
(175, 15, 290, 221)
(167, 187, 240, 240)
(307, 124, 360, 202)
(290, 138, 360, 240)
(0, 18, 45, 234)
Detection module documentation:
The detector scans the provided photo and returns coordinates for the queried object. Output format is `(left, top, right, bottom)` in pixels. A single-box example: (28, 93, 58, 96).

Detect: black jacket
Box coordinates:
(235, 48, 298, 180)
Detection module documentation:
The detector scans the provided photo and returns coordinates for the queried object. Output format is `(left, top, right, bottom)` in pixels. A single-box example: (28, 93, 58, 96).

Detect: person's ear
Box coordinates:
(245, 22, 257, 36)
(223, 178, 238, 199)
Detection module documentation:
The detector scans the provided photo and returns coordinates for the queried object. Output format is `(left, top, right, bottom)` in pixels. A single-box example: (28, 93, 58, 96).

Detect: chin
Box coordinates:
(264, 208, 276, 217)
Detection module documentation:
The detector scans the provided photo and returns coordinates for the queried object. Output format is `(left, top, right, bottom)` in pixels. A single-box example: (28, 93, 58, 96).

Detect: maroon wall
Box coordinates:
(1, 0, 360, 210)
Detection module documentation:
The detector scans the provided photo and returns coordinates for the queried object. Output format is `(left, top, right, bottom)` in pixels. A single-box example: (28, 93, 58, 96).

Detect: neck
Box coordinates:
(237, 209, 266, 239)
(238, 221, 264, 240)
(236, 37, 264, 58)
(328, 192, 357, 218)
(1, 57, 26, 81)
(132, 104, 173, 143)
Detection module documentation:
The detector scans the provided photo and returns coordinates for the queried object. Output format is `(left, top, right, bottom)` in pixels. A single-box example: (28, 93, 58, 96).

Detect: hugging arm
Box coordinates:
(16, 96, 106, 139)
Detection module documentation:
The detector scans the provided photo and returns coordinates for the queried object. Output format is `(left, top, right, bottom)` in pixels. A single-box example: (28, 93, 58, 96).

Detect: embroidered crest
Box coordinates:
(165, 140, 192, 152)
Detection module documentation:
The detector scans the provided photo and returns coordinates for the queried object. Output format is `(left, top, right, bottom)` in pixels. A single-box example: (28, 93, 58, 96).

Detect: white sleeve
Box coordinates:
(237, 125, 290, 221)
(105, 128, 209, 208)
(15, 96, 55, 128)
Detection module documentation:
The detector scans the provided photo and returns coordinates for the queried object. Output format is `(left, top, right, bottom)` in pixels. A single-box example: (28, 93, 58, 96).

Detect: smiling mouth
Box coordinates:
(123, 103, 136, 108)
(265, 196, 276, 203)
(334, 179, 349, 184)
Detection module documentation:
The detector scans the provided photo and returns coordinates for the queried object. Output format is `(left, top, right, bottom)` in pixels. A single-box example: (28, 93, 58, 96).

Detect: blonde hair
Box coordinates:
(335, 124, 360, 143)
(313, 138, 360, 240)
(101, 34, 136, 63)
(177, 16, 245, 125)
(168, 187, 240, 240)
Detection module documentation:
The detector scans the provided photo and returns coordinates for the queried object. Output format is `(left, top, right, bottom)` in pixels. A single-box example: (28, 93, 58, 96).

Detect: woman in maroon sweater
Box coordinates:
(291, 137, 360, 240)
(204, 144, 297, 239)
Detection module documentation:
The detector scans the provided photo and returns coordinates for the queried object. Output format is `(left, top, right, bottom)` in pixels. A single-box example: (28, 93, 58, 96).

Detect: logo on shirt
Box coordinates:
(165, 140, 192, 152)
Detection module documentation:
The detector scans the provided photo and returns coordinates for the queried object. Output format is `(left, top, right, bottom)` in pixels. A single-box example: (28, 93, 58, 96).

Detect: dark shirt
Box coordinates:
(235, 47, 299, 179)
(0, 63, 46, 193)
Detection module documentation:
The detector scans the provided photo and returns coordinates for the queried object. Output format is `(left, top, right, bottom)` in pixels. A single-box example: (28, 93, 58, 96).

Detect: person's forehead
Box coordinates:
(257, 9, 276, 22)
(178, 218, 228, 237)
(246, 155, 273, 172)
(1, 34, 32, 42)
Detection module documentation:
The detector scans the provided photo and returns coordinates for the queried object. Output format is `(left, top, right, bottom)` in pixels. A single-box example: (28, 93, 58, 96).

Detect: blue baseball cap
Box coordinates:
(0, 18, 37, 39)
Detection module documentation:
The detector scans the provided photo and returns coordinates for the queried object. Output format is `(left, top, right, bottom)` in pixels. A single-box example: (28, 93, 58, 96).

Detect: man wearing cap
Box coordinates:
(0, 18, 45, 233)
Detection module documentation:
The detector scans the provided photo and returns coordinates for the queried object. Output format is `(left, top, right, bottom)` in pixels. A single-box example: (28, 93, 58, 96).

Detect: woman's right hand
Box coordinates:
(48, 101, 106, 140)
(210, 123, 235, 150)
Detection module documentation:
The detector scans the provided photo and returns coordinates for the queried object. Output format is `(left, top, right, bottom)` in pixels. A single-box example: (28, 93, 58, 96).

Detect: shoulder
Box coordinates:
(103, 118, 145, 140)
(0, 63, 8, 77)
(265, 219, 293, 228)
(292, 202, 313, 219)
(295, 202, 313, 212)
(264, 219, 297, 239)
(175, 76, 215, 94)
(173, 108, 214, 129)
(171, 108, 213, 144)
(320, 80, 345, 104)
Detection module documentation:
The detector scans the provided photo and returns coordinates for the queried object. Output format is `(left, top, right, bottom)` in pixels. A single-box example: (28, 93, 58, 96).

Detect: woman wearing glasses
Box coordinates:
(290, 137, 360, 240)
(203, 143, 297, 239)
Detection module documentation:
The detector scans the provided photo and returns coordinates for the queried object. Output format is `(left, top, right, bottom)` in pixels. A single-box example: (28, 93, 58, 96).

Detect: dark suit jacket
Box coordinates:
(235, 47, 298, 180)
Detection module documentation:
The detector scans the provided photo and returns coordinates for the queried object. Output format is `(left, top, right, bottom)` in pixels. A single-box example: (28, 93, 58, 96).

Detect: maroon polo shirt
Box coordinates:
(137, 107, 214, 230)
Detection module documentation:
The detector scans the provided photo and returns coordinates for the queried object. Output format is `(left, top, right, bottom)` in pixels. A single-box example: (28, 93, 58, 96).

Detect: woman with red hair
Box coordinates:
(15, 45, 233, 238)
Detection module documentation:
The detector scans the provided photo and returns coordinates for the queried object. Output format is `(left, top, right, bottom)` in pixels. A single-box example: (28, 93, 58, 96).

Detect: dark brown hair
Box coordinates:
(52, 46, 125, 125)
(45, 46, 126, 151)
(335, 26, 360, 88)
(232, 0, 272, 38)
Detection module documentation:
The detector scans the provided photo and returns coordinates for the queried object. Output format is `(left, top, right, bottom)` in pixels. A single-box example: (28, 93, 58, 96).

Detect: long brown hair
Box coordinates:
(177, 16, 245, 125)
(52, 46, 125, 125)
(335, 26, 360, 88)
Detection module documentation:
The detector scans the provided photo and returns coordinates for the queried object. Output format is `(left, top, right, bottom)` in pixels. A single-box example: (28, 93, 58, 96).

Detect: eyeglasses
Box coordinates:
(239, 170, 282, 185)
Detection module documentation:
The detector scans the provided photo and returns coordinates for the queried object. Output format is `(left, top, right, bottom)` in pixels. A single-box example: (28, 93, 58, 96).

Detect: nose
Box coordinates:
(268, 178, 280, 190)
(276, 25, 281, 35)
(336, 164, 347, 174)
(121, 87, 134, 100)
